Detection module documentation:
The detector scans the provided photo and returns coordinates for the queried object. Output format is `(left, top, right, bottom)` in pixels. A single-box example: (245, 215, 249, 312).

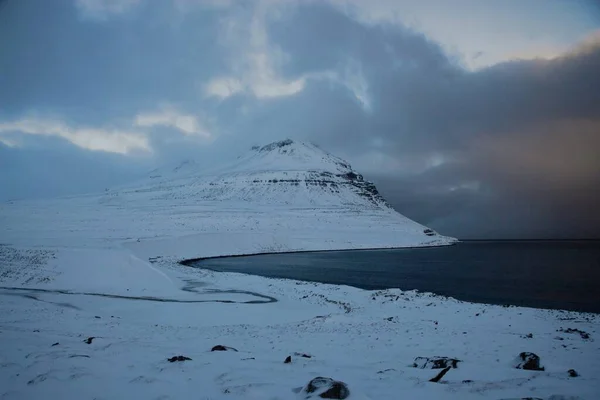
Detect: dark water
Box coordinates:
(186, 241, 600, 313)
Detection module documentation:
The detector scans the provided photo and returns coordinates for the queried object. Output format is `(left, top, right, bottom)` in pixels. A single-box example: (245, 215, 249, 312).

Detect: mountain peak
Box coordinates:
(254, 139, 295, 152)
(239, 139, 353, 175)
(252, 139, 321, 154)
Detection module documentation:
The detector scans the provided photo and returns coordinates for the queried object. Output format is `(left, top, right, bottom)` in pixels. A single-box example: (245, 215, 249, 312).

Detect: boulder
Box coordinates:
(498, 397, 583, 400)
(167, 355, 191, 362)
(514, 352, 544, 371)
(284, 356, 292, 363)
(412, 356, 460, 369)
(568, 369, 579, 377)
(304, 377, 349, 399)
(497, 398, 543, 400)
(211, 345, 238, 352)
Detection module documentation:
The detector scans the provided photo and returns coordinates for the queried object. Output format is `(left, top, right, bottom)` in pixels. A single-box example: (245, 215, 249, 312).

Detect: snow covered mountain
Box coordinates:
(143, 139, 390, 209)
(1, 139, 455, 259)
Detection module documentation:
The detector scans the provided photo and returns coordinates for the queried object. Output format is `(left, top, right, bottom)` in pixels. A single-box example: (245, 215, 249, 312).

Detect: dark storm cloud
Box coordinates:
(270, 3, 452, 77)
(0, 0, 227, 122)
(260, 3, 600, 238)
(268, 3, 600, 147)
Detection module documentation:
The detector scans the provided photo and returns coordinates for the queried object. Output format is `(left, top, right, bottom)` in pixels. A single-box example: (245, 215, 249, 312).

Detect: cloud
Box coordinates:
(324, 0, 600, 69)
(0, 0, 227, 118)
(171, 0, 236, 14)
(134, 107, 212, 138)
(0, 136, 19, 148)
(247, 2, 600, 238)
(203, 0, 307, 99)
(0, 118, 150, 154)
(204, 78, 245, 99)
(2, 0, 599, 238)
(0, 105, 215, 156)
(75, 0, 143, 19)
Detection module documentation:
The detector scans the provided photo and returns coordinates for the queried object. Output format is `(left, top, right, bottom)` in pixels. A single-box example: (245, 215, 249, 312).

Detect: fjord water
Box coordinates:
(190, 241, 600, 313)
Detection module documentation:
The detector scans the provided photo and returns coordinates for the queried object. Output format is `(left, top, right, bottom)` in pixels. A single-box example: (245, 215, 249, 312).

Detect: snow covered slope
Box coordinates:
(143, 139, 398, 209)
(0, 139, 454, 259)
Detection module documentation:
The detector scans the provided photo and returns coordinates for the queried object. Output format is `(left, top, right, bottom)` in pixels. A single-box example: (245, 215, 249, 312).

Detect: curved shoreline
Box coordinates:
(181, 242, 600, 314)
(178, 241, 457, 265)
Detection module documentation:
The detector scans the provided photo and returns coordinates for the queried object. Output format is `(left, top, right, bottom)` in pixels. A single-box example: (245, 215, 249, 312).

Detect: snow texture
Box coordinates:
(1, 140, 597, 399)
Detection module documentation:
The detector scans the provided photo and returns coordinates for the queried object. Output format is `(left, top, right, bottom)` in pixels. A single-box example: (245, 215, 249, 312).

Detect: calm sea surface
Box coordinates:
(186, 241, 600, 313)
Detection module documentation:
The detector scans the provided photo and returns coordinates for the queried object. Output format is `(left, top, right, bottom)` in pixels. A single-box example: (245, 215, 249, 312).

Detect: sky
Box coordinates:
(1, 0, 599, 239)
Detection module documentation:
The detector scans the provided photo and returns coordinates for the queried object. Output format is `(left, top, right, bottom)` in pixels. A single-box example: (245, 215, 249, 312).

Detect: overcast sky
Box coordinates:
(1, 0, 599, 239)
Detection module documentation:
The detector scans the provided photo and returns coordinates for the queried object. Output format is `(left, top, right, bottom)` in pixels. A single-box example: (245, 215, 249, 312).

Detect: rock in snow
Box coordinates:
(514, 352, 544, 371)
(499, 397, 583, 400)
(568, 369, 579, 377)
(294, 352, 312, 358)
(167, 355, 192, 362)
(304, 377, 350, 399)
(413, 356, 461, 369)
(211, 345, 238, 352)
(429, 366, 452, 383)
(558, 328, 590, 339)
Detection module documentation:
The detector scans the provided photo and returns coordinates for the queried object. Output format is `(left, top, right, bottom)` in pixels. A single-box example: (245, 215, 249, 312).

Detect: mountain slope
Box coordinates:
(142, 140, 390, 208)
(0, 140, 456, 259)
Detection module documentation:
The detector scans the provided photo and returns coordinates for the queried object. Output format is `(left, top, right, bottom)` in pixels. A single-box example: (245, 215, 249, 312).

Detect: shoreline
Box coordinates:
(184, 264, 600, 316)
(181, 241, 599, 315)
(178, 240, 458, 264)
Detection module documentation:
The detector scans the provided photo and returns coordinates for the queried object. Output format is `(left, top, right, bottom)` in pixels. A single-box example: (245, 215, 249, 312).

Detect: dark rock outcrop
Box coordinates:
(294, 352, 312, 358)
(429, 366, 451, 383)
(568, 369, 579, 377)
(558, 328, 590, 339)
(514, 352, 544, 371)
(83, 337, 95, 344)
(412, 356, 461, 369)
(304, 377, 350, 399)
(284, 356, 292, 363)
(259, 139, 294, 152)
(497, 398, 543, 400)
(211, 345, 238, 352)
(168, 355, 192, 362)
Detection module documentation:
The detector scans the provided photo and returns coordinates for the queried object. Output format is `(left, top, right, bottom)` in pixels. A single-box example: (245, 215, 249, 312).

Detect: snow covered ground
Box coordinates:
(0, 245, 598, 399)
(1, 141, 598, 398)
